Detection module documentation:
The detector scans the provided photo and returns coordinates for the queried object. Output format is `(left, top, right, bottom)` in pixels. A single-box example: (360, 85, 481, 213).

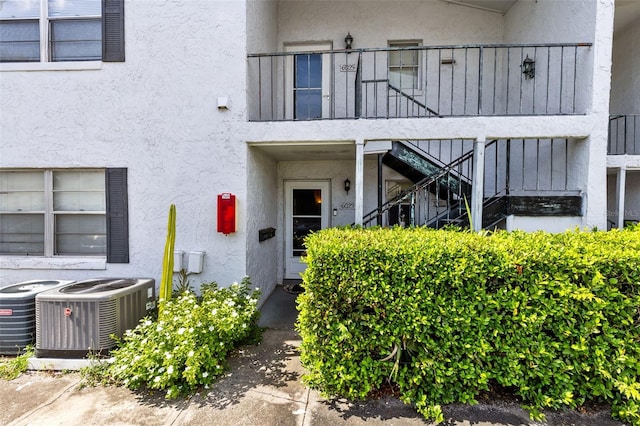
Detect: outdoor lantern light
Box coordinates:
(344, 178, 351, 194)
(522, 55, 535, 79)
(344, 32, 353, 50)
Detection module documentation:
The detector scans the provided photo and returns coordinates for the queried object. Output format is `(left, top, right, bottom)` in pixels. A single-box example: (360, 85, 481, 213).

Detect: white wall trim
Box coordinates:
(0, 62, 103, 72)
(0, 257, 107, 270)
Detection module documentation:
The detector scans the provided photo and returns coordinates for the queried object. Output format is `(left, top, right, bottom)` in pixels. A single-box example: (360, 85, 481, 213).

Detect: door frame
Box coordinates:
(284, 42, 333, 120)
(284, 180, 331, 279)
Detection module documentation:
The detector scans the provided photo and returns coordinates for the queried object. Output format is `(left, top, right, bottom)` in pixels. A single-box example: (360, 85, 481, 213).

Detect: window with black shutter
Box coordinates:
(0, 0, 124, 63)
(106, 168, 129, 263)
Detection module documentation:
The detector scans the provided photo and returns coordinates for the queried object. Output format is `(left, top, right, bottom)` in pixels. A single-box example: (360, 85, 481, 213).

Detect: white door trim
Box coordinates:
(284, 43, 332, 120)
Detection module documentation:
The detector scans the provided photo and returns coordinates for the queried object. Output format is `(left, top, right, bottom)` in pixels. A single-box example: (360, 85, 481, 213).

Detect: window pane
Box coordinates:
(55, 214, 106, 255)
(389, 42, 420, 90)
(292, 217, 320, 256)
(295, 55, 309, 88)
(53, 170, 105, 210)
(292, 189, 322, 215)
(0, 170, 44, 191)
(54, 191, 105, 210)
(54, 170, 104, 190)
(0, 0, 40, 18)
(0, 20, 40, 62)
(0, 170, 45, 211)
(295, 54, 321, 89)
(48, 0, 101, 17)
(0, 214, 45, 255)
(389, 69, 418, 89)
(50, 19, 101, 61)
(294, 90, 322, 119)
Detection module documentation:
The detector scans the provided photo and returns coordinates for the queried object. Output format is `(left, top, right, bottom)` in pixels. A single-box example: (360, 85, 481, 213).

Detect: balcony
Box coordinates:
(609, 115, 640, 155)
(247, 43, 592, 122)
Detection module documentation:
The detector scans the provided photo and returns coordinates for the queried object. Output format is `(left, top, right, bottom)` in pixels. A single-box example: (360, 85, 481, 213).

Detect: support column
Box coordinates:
(377, 154, 383, 226)
(471, 137, 486, 232)
(617, 167, 626, 229)
(355, 139, 365, 226)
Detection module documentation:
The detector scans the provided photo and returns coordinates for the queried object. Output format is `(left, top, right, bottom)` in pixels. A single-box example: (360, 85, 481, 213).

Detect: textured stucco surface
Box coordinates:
(0, 0, 623, 294)
(610, 16, 640, 114)
(0, 0, 251, 291)
(504, 0, 597, 44)
(277, 0, 504, 49)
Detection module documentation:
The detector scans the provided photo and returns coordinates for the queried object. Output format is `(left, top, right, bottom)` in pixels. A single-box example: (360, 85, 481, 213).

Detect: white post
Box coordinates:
(472, 137, 486, 232)
(617, 167, 626, 229)
(355, 139, 365, 226)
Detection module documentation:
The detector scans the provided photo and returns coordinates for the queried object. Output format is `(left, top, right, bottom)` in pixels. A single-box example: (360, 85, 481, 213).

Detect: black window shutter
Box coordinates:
(106, 168, 129, 263)
(103, 0, 125, 62)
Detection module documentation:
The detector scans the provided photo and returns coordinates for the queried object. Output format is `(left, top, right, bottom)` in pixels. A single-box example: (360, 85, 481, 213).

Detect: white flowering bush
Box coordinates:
(107, 277, 261, 398)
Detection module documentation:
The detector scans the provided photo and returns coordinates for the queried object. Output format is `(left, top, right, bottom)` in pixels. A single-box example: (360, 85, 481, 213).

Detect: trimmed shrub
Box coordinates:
(297, 227, 640, 424)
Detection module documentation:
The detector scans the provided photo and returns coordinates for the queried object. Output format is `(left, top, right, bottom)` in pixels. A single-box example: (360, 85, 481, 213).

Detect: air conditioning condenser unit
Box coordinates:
(35, 278, 155, 358)
(0, 280, 75, 355)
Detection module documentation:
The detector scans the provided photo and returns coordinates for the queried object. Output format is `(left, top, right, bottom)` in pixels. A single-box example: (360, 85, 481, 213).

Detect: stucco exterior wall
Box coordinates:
(607, 171, 640, 226)
(504, 0, 597, 44)
(0, 1, 251, 290)
(246, 148, 279, 304)
(277, 0, 504, 49)
(506, 215, 583, 232)
(625, 171, 640, 223)
(247, 0, 278, 54)
(610, 17, 640, 113)
(0, 0, 621, 294)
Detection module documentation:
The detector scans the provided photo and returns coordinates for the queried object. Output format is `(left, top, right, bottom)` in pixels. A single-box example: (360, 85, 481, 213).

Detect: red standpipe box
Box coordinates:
(217, 193, 237, 234)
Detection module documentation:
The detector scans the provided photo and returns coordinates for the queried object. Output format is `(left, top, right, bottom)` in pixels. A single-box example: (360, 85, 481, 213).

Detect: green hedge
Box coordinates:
(296, 227, 640, 424)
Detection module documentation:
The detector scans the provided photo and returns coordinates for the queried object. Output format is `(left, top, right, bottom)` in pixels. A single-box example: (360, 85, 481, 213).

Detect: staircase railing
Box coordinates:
(362, 147, 476, 227)
(362, 139, 503, 229)
(387, 84, 441, 117)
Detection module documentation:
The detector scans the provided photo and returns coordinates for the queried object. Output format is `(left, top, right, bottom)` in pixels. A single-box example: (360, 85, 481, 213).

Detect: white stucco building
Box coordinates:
(1, 0, 638, 303)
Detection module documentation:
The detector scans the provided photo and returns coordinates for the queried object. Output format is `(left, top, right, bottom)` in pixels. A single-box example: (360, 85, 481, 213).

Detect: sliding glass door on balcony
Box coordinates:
(285, 44, 331, 120)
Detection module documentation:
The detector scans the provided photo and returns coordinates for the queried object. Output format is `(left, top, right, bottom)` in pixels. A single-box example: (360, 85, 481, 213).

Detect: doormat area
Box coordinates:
(283, 283, 304, 294)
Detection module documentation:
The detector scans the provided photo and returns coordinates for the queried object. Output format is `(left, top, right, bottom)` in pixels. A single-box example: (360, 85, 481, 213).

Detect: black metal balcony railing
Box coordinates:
(248, 43, 592, 122)
(609, 115, 640, 155)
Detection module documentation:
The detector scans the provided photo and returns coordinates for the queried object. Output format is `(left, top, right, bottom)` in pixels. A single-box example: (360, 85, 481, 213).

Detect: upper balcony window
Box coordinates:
(0, 0, 124, 64)
(388, 40, 421, 91)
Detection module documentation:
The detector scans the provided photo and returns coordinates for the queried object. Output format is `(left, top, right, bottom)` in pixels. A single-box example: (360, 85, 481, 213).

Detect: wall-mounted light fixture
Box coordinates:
(522, 55, 535, 79)
(344, 178, 351, 194)
(344, 32, 353, 50)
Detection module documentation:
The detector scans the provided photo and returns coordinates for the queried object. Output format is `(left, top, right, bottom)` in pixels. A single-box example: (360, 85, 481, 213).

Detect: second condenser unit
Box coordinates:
(0, 280, 75, 355)
(35, 278, 156, 358)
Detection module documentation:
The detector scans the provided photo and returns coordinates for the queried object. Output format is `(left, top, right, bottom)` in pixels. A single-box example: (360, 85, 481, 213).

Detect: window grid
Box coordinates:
(0, 0, 101, 63)
(0, 169, 106, 257)
(388, 40, 422, 91)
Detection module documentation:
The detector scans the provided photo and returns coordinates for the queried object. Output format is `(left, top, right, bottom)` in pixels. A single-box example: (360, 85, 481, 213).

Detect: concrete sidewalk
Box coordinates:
(0, 287, 625, 426)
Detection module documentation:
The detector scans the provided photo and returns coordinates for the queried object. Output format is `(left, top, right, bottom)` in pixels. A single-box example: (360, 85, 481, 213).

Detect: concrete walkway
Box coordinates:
(0, 287, 625, 425)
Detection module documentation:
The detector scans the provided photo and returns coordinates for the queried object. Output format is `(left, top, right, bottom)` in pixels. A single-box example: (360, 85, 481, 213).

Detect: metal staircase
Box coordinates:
(363, 139, 505, 229)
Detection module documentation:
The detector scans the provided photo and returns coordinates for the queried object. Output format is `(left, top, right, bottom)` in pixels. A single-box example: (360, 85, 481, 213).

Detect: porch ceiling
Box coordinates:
(615, 0, 640, 33)
(249, 141, 356, 161)
(439, 0, 518, 15)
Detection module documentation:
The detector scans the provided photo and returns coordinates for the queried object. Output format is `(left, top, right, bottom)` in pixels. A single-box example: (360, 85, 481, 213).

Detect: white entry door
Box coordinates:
(284, 180, 331, 279)
(285, 43, 332, 120)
